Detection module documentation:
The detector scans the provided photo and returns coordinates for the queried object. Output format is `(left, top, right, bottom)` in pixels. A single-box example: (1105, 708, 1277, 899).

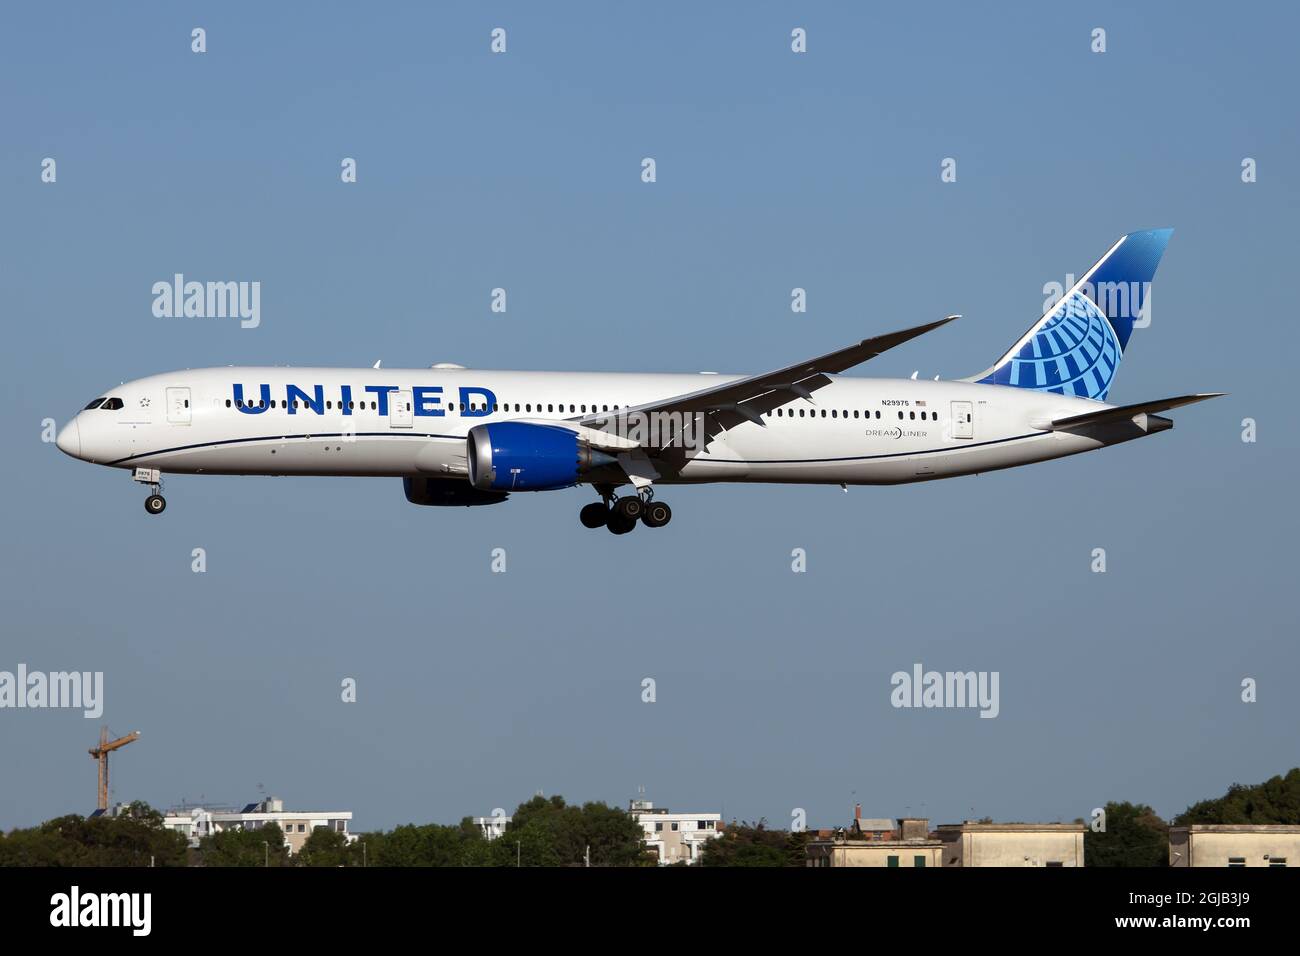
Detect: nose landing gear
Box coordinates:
(579, 487, 671, 534)
(133, 467, 167, 515)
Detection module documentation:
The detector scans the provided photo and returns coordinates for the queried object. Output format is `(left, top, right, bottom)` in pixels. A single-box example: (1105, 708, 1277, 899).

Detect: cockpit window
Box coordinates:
(83, 398, 106, 410)
(101, 397, 125, 410)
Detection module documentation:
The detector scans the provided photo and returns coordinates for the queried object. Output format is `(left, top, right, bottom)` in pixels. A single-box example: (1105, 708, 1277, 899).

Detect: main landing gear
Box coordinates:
(133, 467, 167, 515)
(580, 488, 672, 534)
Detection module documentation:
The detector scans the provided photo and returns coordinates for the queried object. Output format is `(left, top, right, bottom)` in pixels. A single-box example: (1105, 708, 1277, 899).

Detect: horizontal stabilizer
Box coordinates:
(1049, 393, 1225, 431)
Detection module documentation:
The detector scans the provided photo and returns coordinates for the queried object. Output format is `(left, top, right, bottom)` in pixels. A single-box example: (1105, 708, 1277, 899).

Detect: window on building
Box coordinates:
(914, 856, 926, 867)
(1228, 857, 1246, 867)
(671, 822, 679, 831)
(655, 822, 663, 832)
(887, 855, 899, 867)
(1269, 858, 1288, 867)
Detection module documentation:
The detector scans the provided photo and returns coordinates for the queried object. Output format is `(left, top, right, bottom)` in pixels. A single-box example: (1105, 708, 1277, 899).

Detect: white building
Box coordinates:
(162, 797, 355, 854)
(628, 800, 723, 865)
(937, 822, 1086, 867)
(472, 815, 511, 841)
(1169, 825, 1300, 867)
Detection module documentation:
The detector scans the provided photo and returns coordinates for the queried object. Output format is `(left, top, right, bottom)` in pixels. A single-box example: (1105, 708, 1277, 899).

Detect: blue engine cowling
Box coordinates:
(467, 422, 616, 491)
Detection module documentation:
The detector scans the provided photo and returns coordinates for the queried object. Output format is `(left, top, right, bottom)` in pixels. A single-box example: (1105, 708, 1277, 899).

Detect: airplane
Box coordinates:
(57, 229, 1220, 534)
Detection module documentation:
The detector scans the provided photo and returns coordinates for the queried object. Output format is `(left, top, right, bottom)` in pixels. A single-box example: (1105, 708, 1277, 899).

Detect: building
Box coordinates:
(937, 822, 1086, 867)
(472, 815, 510, 841)
(805, 807, 944, 867)
(162, 796, 355, 854)
(1169, 825, 1300, 867)
(628, 800, 723, 865)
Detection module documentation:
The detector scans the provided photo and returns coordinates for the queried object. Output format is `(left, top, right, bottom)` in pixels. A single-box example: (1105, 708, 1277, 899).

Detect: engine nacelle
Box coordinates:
(403, 476, 508, 507)
(467, 422, 616, 491)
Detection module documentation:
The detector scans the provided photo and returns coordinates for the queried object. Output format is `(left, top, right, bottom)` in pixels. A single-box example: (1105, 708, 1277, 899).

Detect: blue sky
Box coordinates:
(1, 1, 1296, 832)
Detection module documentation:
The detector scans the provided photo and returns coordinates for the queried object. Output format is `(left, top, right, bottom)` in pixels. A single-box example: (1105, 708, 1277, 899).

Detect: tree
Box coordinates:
(0, 801, 187, 867)
(358, 820, 489, 866)
(1086, 802, 1168, 867)
(490, 795, 648, 867)
(197, 822, 288, 867)
(1174, 768, 1300, 825)
(699, 820, 796, 867)
(296, 827, 351, 867)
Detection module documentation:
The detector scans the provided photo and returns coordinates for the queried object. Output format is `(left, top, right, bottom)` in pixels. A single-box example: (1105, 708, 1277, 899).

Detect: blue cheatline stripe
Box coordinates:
(697, 432, 1043, 465)
(112, 430, 1045, 470)
(107, 432, 463, 466)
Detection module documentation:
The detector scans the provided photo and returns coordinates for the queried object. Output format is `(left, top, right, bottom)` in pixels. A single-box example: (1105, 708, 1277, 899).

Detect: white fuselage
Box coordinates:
(58, 366, 1122, 486)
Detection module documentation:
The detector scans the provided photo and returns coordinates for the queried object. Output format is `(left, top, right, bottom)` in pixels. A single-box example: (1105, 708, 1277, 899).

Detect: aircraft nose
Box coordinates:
(56, 419, 81, 458)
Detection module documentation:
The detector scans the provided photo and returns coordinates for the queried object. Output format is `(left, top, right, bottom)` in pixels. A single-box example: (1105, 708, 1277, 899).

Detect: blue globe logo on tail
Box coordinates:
(968, 229, 1172, 402)
(979, 291, 1121, 399)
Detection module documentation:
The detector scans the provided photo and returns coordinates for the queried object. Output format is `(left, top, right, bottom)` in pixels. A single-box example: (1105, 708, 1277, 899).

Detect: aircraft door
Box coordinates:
(951, 401, 973, 439)
(390, 390, 414, 428)
(166, 387, 192, 424)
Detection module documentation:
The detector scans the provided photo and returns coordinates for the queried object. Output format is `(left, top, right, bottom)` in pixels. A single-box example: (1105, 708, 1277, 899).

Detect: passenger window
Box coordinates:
(225, 399, 231, 408)
(909, 411, 915, 420)
(831, 410, 838, 418)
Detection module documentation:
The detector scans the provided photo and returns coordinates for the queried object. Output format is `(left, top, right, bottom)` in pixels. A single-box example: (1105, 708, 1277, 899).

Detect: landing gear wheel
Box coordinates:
(580, 502, 609, 529)
(607, 512, 637, 535)
(641, 500, 672, 528)
(145, 494, 167, 515)
(613, 496, 643, 522)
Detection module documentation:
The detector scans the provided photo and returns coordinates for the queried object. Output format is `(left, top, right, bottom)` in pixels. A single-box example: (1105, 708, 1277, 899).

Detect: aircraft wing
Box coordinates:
(575, 315, 958, 449)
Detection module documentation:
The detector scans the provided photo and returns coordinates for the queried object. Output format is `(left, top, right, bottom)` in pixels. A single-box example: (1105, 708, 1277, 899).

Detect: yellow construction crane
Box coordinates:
(89, 727, 140, 811)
